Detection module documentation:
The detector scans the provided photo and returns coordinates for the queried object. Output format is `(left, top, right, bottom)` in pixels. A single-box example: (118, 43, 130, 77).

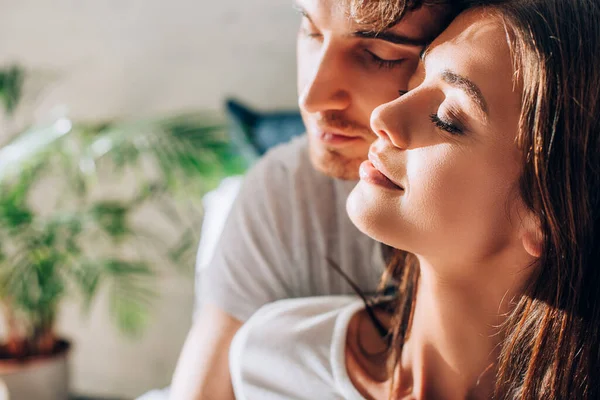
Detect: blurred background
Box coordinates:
(0, 1, 302, 399)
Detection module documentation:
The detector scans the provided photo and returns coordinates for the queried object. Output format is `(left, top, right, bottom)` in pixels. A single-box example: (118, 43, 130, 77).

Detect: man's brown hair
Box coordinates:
(349, 0, 461, 31)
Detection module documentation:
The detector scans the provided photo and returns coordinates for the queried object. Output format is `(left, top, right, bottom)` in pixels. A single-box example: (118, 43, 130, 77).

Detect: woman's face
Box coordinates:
(347, 9, 529, 269)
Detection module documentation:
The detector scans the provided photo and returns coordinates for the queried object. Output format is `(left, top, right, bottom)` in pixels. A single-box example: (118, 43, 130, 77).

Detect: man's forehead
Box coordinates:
(295, 0, 354, 24)
(297, 0, 449, 43)
(384, 4, 448, 43)
(296, 0, 389, 27)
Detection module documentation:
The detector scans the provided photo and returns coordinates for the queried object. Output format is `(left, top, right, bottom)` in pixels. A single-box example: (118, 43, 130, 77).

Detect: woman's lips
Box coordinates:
(359, 160, 403, 191)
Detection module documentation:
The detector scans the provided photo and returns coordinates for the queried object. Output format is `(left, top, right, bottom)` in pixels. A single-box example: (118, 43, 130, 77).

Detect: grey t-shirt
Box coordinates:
(200, 135, 385, 322)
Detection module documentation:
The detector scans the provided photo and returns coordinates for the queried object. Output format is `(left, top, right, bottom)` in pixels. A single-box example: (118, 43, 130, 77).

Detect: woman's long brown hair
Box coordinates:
(382, 0, 600, 398)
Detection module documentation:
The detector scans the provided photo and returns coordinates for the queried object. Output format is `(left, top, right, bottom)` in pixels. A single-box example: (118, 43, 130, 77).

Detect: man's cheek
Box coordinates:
(296, 56, 315, 100)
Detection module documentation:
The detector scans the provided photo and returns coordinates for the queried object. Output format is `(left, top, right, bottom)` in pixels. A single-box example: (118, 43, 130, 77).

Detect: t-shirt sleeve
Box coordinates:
(199, 142, 301, 321)
(229, 296, 360, 400)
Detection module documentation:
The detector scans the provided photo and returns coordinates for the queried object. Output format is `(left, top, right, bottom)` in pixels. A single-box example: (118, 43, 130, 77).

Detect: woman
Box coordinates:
(230, 0, 600, 399)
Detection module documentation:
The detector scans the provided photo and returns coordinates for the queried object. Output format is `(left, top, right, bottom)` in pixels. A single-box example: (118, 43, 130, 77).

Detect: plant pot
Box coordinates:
(0, 339, 70, 400)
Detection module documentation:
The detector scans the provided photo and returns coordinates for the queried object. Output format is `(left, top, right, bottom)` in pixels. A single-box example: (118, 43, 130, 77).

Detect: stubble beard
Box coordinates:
(308, 141, 362, 181)
(301, 111, 372, 180)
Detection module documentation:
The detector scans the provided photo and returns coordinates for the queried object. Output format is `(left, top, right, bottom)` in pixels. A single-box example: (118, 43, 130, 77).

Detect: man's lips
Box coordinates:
(366, 152, 404, 190)
(316, 130, 364, 146)
(312, 124, 372, 140)
(320, 128, 362, 139)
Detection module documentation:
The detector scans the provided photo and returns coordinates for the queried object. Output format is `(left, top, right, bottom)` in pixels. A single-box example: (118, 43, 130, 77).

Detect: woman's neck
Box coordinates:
(346, 249, 536, 400)
(397, 252, 534, 400)
(399, 274, 500, 398)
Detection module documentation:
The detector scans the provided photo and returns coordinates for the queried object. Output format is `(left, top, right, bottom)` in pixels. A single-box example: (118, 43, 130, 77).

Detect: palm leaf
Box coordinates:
(0, 104, 244, 352)
(0, 66, 24, 115)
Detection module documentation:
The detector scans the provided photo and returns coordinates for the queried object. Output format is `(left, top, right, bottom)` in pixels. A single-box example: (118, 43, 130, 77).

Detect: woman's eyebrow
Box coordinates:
(441, 69, 488, 116)
(421, 44, 488, 115)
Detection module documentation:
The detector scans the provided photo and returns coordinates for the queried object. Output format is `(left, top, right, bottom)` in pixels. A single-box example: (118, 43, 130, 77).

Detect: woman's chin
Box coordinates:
(347, 181, 393, 243)
(347, 181, 418, 252)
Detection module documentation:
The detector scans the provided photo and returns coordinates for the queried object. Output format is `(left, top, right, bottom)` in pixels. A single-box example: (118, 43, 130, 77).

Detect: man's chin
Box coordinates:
(308, 145, 362, 181)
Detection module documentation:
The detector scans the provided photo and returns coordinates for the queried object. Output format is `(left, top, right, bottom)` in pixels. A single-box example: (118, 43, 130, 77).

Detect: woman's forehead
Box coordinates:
(427, 9, 504, 56)
(424, 10, 521, 139)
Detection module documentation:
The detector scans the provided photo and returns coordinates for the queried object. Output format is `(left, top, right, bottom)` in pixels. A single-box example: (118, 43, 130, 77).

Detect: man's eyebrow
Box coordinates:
(441, 70, 488, 115)
(352, 30, 428, 47)
(293, 3, 313, 23)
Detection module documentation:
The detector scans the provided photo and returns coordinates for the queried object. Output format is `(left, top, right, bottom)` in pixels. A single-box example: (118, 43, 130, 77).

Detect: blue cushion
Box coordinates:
(225, 99, 306, 156)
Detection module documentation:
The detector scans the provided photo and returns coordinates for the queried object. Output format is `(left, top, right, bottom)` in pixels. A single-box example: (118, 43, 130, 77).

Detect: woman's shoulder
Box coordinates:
(250, 295, 362, 322)
(231, 296, 363, 356)
(234, 296, 365, 352)
(229, 296, 365, 400)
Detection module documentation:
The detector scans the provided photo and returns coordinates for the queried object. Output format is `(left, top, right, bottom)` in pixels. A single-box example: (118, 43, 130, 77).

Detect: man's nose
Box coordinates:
(299, 44, 351, 113)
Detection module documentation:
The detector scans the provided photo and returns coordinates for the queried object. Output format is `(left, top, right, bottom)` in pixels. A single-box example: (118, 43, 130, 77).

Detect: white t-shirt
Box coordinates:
(200, 135, 385, 321)
(229, 296, 367, 400)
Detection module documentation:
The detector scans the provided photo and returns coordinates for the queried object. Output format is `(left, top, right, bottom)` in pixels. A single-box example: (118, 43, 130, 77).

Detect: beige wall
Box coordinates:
(0, 0, 299, 122)
(0, 0, 299, 398)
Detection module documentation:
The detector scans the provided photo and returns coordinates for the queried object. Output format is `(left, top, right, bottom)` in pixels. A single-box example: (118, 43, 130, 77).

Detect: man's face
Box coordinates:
(296, 0, 450, 180)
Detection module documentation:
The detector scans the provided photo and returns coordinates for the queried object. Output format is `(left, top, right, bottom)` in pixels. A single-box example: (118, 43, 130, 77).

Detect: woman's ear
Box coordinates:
(521, 213, 543, 258)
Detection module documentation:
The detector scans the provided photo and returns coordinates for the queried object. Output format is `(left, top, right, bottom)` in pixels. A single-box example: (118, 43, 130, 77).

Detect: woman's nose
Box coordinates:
(408, 61, 426, 91)
(370, 61, 433, 151)
(370, 97, 410, 149)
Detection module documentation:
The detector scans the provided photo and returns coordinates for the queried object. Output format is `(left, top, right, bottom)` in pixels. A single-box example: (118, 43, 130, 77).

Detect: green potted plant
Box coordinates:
(0, 66, 245, 399)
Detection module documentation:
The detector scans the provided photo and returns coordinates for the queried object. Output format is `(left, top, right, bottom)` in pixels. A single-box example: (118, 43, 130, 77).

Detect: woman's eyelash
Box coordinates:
(366, 50, 404, 69)
(429, 113, 464, 135)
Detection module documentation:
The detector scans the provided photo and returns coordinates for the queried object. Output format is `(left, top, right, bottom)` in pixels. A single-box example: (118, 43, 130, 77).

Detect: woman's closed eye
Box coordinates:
(429, 113, 464, 135)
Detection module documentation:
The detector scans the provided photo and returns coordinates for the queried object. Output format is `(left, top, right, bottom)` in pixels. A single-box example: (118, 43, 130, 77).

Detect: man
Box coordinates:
(170, 1, 458, 398)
